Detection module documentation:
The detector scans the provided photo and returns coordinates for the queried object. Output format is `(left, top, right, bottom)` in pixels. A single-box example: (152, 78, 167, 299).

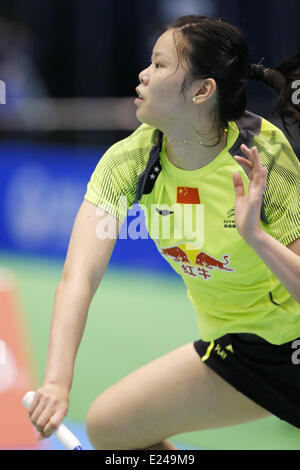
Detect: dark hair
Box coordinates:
(167, 15, 300, 141)
(250, 53, 300, 137)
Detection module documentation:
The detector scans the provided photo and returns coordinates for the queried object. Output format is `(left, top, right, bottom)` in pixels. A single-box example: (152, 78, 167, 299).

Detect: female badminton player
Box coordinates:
(27, 16, 300, 450)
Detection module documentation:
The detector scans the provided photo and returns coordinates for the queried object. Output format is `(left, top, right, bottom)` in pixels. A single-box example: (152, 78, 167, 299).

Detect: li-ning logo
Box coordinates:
(214, 343, 234, 360)
(224, 207, 236, 229)
(0, 80, 6, 104)
(156, 208, 174, 216)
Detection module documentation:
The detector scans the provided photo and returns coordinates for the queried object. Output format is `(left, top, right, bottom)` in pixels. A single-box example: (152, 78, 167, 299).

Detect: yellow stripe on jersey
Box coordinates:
(201, 341, 215, 362)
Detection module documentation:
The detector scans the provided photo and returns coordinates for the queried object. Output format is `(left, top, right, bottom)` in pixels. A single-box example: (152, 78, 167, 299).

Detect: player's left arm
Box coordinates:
(233, 144, 300, 304)
(288, 238, 300, 256)
(247, 231, 300, 303)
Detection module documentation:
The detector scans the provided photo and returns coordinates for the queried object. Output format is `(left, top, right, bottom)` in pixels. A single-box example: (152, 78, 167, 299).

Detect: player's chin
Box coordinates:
(135, 105, 153, 124)
(136, 106, 167, 129)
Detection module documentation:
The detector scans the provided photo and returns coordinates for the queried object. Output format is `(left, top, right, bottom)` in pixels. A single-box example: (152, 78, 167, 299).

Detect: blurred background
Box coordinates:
(1, 0, 300, 450)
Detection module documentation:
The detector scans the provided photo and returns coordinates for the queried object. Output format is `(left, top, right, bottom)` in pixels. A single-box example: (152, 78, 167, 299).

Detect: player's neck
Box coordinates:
(165, 130, 227, 171)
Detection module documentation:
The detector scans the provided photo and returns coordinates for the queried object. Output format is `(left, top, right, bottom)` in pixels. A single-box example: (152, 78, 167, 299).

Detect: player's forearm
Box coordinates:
(248, 229, 300, 304)
(43, 277, 94, 391)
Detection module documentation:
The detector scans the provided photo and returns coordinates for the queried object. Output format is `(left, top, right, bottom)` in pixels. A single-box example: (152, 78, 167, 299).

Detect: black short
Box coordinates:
(193, 333, 300, 429)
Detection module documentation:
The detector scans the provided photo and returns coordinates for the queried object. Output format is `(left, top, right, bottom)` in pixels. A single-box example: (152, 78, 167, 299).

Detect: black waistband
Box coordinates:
(233, 333, 266, 343)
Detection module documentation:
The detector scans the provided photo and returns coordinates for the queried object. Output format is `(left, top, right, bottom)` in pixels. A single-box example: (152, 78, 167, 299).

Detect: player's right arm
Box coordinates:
(28, 199, 122, 439)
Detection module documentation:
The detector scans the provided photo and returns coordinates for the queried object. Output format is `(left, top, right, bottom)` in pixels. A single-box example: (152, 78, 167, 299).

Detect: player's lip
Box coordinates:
(135, 87, 145, 100)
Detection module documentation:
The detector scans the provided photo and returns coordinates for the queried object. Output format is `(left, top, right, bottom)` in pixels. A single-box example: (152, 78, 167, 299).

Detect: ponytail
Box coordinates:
(249, 52, 300, 138)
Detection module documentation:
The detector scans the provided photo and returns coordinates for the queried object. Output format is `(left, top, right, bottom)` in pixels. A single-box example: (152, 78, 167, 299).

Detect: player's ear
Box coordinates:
(192, 79, 216, 104)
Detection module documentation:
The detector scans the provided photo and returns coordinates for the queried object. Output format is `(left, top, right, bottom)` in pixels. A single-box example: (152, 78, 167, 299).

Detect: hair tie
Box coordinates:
(249, 59, 269, 80)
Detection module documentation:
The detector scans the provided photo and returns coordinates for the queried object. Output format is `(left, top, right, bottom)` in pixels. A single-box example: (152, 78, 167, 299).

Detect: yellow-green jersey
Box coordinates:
(84, 110, 300, 345)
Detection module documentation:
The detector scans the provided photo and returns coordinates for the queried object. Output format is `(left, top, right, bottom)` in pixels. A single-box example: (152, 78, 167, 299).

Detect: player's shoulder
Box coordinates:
(103, 122, 159, 164)
(253, 114, 300, 170)
(259, 116, 291, 146)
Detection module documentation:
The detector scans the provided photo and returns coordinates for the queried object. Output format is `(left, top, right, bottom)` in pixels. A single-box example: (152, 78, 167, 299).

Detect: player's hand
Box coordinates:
(233, 144, 267, 245)
(28, 383, 69, 440)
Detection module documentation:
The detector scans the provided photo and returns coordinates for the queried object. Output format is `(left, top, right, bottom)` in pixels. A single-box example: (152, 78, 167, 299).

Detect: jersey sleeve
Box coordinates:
(259, 133, 300, 246)
(84, 141, 139, 223)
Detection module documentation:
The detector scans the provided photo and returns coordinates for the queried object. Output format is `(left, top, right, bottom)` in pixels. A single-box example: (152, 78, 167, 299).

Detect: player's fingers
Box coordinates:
(233, 172, 245, 197)
(35, 400, 57, 430)
(35, 398, 68, 435)
(254, 165, 267, 191)
(234, 156, 253, 177)
(42, 409, 68, 438)
(241, 144, 262, 171)
(240, 143, 253, 157)
(234, 155, 252, 167)
(240, 144, 257, 168)
(29, 396, 48, 426)
(28, 391, 41, 415)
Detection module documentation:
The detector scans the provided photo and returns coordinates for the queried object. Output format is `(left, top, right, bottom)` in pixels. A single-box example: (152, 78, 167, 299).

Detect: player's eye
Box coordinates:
(149, 60, 162, 69)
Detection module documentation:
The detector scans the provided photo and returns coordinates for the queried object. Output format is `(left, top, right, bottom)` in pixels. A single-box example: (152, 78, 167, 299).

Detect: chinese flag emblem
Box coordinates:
(177, 187, 200, 204)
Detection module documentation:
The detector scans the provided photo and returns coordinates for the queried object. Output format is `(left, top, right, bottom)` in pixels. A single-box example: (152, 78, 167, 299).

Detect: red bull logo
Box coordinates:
(160, 246, 191, 264)
(195, 252, 234, 272)
(157, 241, 235, 280)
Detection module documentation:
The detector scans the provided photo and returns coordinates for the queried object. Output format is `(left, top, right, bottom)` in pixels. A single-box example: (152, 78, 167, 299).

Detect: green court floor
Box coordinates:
(1, 251, 300, 450)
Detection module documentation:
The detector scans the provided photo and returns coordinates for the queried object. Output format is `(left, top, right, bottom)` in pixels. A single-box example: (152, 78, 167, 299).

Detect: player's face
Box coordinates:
(135, 29, 192, 128)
